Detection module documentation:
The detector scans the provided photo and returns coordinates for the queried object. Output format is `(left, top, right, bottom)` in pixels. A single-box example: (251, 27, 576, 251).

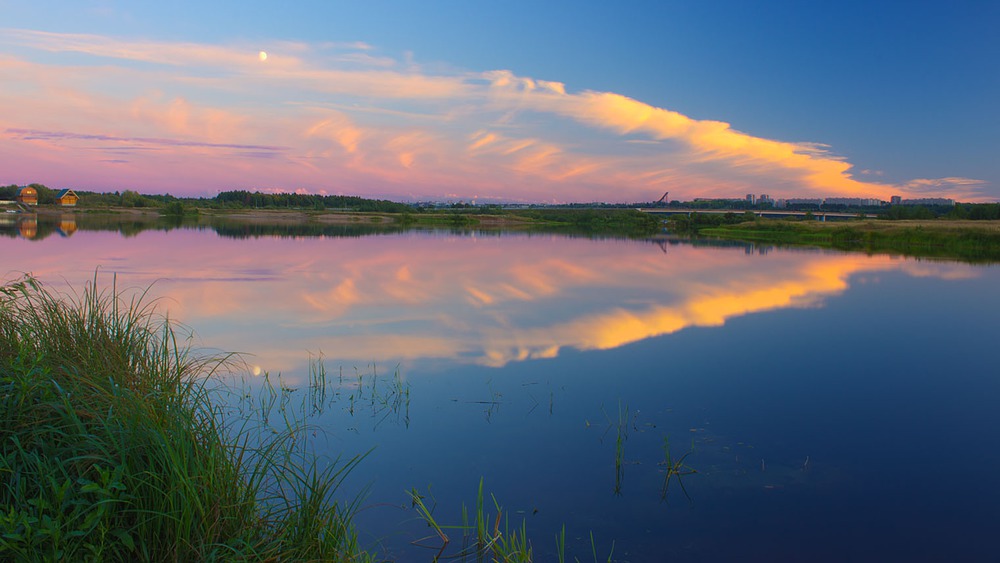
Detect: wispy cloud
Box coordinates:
(900, 177, 987, 200)
(5, 128, 288, 152)
(0, 29, 988, 201)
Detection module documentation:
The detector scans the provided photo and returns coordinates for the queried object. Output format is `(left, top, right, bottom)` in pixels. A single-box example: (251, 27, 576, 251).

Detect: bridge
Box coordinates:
(638, 208, 871, 221)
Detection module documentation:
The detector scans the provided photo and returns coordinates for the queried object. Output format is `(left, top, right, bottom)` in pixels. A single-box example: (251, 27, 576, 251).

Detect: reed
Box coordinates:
(659, 436, 697, 503)
(613, 402, 629, 495)
(0, 275, 373, 561)
(409, 478, 534, 562)
(588, 531, 616, 563)
(407, 486, 450, 556)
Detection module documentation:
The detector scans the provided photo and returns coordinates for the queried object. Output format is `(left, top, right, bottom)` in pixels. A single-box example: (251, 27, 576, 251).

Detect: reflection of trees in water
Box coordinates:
(0, 213, 164, 240)
(2, 215, 770, 251)
(209, 221, 404, 240)
(0, 215, 54, 241)
(3, 213, 410, 240)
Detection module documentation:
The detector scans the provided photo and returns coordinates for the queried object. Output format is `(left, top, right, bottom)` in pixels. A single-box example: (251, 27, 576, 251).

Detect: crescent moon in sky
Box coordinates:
(258, 51, 268, 62)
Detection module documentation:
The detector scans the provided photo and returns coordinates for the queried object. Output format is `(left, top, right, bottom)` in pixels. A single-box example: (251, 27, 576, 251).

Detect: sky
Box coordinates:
(1, 0, 997, 203)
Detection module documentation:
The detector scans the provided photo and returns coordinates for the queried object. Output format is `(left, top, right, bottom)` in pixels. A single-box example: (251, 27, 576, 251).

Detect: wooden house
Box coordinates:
(56, 189, 79, 207)
(16, 186, 38, 206)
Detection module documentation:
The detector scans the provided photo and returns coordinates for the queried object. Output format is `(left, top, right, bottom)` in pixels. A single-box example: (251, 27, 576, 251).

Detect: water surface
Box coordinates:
(3, 214, 998, 561)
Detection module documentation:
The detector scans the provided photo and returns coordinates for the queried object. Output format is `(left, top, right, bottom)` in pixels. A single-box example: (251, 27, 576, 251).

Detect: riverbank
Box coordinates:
(33, 204, 662, 236)
(0, 277, 376, 560)
(203, 206, 660, 234)
(689, 218, 1000, 262)
(0, 277, 538, 561)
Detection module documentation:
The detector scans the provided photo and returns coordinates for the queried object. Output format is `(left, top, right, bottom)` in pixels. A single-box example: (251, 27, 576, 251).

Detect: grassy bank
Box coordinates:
(199, 206, 661, 236)
(398, 207, 663, 236)
(0, 277, 373, 561)
(0, 277, 550, 561)
(4, 183, 659, 238)
(682, 218, 1000, 262)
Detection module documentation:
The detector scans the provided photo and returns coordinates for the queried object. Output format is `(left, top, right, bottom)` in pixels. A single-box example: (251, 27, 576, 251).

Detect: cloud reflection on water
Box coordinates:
(1, 229, 978, 379)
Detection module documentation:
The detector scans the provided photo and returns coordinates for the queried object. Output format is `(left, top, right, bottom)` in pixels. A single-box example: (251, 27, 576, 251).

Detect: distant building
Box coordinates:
(824, 197, 885, 207)
(56, 189, 79, 207)
(16, 186, 38, 206)
(746, 194, 756, 205)
(785, 198, 824, 206)
(758, 194, 774, 205)
(890, 195, 902, 205)
(901, 198, 955, 206)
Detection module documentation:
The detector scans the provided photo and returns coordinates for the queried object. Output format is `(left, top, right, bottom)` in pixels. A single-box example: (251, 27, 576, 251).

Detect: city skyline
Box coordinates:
(1, 1, 996, 203)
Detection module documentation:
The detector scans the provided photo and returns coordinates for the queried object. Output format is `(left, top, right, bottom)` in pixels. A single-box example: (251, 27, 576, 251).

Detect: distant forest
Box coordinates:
(212, 190, 412, 213)
(1, 184, 411, 213)
(3, 183, 999, 220)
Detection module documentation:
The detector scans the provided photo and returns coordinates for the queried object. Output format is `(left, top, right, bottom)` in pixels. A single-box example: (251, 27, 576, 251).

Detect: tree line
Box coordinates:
(213, 190, 411, 212)
(5, 183, 1000, 220)
(880, 203, 1000, 220)
(1, 184, 413, 213)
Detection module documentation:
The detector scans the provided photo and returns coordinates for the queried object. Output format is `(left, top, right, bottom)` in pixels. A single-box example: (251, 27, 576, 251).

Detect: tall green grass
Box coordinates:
(0, 275, 372, 561)
(659, 437, 697, 504)
(613, 402, 629, 496)
(408, 478, 533, 562)
(598, 401, 630, 496)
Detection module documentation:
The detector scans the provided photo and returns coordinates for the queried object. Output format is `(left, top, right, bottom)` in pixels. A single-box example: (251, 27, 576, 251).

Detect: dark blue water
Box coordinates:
(4, 218, 998, 561)
(312, 267, 1000, 562)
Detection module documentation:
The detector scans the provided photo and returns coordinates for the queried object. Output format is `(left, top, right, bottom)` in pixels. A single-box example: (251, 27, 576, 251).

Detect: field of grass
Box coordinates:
(692, 219, 1000, 262)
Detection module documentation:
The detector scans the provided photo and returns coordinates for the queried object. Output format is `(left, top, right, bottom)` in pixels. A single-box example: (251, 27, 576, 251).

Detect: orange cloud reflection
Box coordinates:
(472, 254, 898, 366)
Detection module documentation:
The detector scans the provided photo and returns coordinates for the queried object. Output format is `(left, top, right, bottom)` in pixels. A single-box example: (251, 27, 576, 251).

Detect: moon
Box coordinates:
(258, 51, 268, 62)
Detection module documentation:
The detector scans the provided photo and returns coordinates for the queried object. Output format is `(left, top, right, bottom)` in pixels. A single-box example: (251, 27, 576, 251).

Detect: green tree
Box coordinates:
(120, 190, 147, 208)
(29, 183, 56, 205)
(164, 201, 184, 216)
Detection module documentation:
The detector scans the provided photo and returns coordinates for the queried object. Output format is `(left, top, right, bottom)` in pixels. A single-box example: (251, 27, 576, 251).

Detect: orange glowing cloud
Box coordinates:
(538, 91, 896, 199)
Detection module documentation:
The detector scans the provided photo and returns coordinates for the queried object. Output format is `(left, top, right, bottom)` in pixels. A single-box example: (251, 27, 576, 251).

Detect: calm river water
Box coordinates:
(3, 213, 999, 561)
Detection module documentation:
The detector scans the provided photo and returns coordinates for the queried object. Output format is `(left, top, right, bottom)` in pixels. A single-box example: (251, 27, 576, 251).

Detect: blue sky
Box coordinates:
(1, 0, 996, 202)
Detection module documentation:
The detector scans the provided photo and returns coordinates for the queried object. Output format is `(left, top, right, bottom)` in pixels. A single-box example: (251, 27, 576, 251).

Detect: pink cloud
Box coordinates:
(0, 29, 989, 202)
